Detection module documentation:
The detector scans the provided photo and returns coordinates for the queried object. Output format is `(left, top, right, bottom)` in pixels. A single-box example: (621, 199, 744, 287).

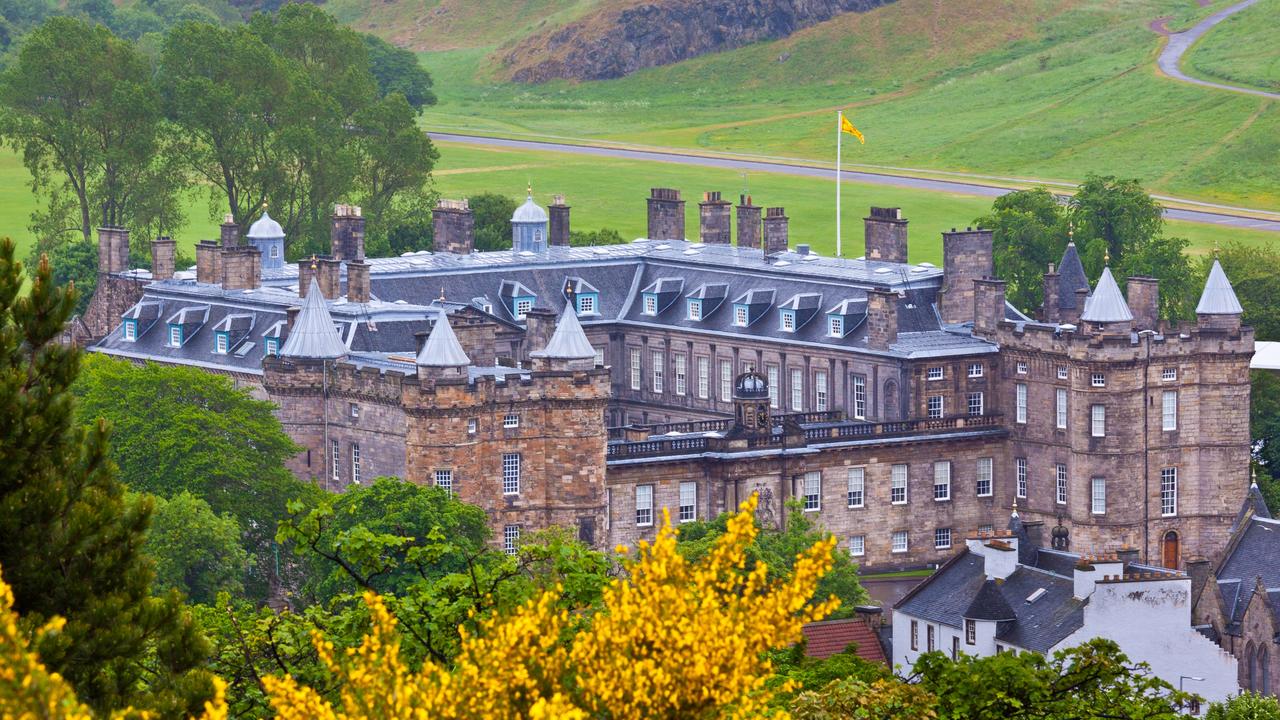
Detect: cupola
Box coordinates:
(511, 187, 549, 253)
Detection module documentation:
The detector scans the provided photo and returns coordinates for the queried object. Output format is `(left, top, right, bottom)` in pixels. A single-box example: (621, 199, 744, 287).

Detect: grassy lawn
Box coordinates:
(1183, 0, 1280, 94)
(414, 0, 1280, 211)
(858, 568, 934, 580)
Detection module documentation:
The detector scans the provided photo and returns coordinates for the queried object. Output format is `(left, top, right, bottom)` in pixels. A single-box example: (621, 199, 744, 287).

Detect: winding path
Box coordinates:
(1154, 0, 1280, 100)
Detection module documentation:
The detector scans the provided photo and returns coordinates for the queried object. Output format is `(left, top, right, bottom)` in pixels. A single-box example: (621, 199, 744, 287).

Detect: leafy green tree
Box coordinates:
(1115, 231, 1195, 320)
(72, 354, 314, 599)
(1069, 174, 1165, 276)
(570, 227, 626, 247)
(1206, 692, 1280, 719)
(145, 491, 254, 604)
(0, 238, 214, 715)
(30, 238, 96, 314)
(911, 638, 1189, 719)
(363, 34, 436, 110)
(470, 192, 519, 251)
(351, 92, 437, 250)
(791, 676, 937, 720)
(975, 187, 1067, 313)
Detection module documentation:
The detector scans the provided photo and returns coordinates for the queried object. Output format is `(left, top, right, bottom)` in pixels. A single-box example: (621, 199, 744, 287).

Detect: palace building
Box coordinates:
(80, 188, 1254, 569)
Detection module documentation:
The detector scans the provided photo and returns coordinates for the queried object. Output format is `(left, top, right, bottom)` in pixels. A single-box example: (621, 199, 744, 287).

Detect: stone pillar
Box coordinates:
(646, 188, 685, 241)
(347, 260, 370, 303)
(763, 207, 789, 255)
(1041, 263, 1059, 324)
(331, 204, 366, 262)
(298, 260, 316, 298)
(220, 246, 262, 291)
(316, 256, 341, 300)
(151, 237, 176, 280)
(698, 191, 732, 245)
(973, 278, 1007, 338)
(866, 288, 898, 351)
(736, 195, 761, 250)
(1127, 276, 1159, 331)
(195, 240, 221, 285)
(864, 207, 908, 263)
(939, 227, 994, 325)
(432, 199, 474, 254)
(220, 214, 240, 247)
(549, 195, 571, 247)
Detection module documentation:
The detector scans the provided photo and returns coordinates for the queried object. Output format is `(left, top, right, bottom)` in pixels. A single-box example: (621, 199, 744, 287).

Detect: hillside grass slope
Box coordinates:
(1183, 0, 1280, 93)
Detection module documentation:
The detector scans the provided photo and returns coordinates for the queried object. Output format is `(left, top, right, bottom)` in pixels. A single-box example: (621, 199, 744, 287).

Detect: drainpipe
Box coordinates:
(1140, 329, 1155, 562)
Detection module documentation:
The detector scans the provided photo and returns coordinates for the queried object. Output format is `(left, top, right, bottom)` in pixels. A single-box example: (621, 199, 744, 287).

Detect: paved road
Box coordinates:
(1156, 0, 1280, 100)
(430, 132, 1280, 233)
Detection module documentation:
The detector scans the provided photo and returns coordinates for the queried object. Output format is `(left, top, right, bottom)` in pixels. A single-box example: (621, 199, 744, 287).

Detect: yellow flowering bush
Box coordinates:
(264, 494, 839, 719)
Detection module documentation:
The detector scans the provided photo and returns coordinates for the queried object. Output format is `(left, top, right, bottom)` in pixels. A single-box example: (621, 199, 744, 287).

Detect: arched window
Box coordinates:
(1247, 643, 1257, 691)
(1262, 647, 1271, 695)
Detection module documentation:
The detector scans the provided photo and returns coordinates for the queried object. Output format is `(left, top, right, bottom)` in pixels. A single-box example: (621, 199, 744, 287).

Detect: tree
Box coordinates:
(1069, 174, 1165, 277)
(362, 34, 435, 111)
(911, 638, 1190, 719)
(33, 238, 97, 315)
(0, 17, 181, 247)
(0, 238, 214, 715)
(791, 677, 937, 720)
(1206, 692, 1280, 719)
(974, 187, 1067, 313)
(145, 491, 254, 605)
(261, 495, 838, 718)
(470, 193, 519, 251)
(1115, 231, 1195, 320)
(569, 227, 626, 247)
(72, 354, 315, 599)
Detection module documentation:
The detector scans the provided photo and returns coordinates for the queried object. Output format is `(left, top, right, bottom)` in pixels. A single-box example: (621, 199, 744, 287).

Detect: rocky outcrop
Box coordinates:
(498, 0, 895, 83)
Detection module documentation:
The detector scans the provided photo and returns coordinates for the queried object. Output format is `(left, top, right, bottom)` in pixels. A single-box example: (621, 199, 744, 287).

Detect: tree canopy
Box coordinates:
(145, 491, 255, 605)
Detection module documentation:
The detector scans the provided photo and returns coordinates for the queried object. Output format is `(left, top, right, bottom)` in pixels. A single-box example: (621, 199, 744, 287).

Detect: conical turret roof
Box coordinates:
(280, 278, 347, 359)
(416, 311, 470, 367)
(531, 304, 596, 360)
(963, 578, 1017, 622)
(1056, 242, 1089, 310)
(1196, 259, 1243, 315)
(1081, 267, 1133, 323)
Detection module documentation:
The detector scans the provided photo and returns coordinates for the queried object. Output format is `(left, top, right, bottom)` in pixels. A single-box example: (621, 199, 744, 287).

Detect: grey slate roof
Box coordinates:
(1057, 243, 1089, 310)
(532, 304, 596, 360)
(280, 279, 348, 359)
(1218, 517, 1280, 593)
(416, 312, 470, 367)
(964, 578, 1017, 621)
(1197, 260, 1244, 315)
(1081, 267, 1133, 323)
(1231, 481, 1271, 534)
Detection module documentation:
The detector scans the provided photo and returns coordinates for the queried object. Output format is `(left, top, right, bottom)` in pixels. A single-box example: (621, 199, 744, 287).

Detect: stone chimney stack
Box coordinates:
(220, 214, 240, 247)
(195, 240, 221, 284)
(316, 256, 342, 300)
(1127, 276, 1159, 330)
(1041, 263, 1059, 324)
(452, 318, 497, 367)
(150, 236, 176, 280)
(347, 260, 370, 304)
(549, 194, 571, 247)
(330, 204, 366, 262)
(220, 246, 261, 290)
(762, 207, 789, 255)
(298, 259, 316, 298)
(940, 227, 994, 325)
(522, 307, 557, 363)
(432, 199, 474, 254)
(973, 278, 1007, 338)
(698, 191, 732, 245)
(736, 195, 761, 250)
(1070, 288, 1089, 326)
(864, 207, 908, 263)
(97, 226, 130, 275)
(647, 188, 685, 241)
(866, 288, 898, 351)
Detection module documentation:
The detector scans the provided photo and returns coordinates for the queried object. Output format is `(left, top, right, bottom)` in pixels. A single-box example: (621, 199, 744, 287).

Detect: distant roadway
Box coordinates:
(1153, 0, 1280, 101)
(429, 132, 1280, 234)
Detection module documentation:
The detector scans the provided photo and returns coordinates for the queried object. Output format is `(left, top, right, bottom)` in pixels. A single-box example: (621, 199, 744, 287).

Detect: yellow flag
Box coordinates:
(840, 114, 865, 144)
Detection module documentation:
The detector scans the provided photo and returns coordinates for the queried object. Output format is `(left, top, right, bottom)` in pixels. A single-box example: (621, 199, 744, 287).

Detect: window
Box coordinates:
(330, 439, 339, 485)
(123, 320, 137, 341)
(1162, 390, 1177, 431)
(1015, 383, 1027, 424)
(910, 620, 919, 651)
(790, 368, 803, 411)
(1091, 477, 1106, 514)
(952, 636, 960, 660)
(967, 392, 984, 416)
(1056, 464, 1068, 505)
(1162, 367, 1177, 382)
(350, 403, 360, 419)
(1161, 468, 1178, 516)
(503, 413, 519, 428)
(696, 357, 709, 399)
(270, 244, 279, 259)
(802, 471, 821, 511)
(630, 349, 642, 390)
(828, 315, 843, 337)
(927, 367, 944, 381)
(578, 294, 596, 314)
(594, 347, 604, 367)
(674, 353, 687, 396)
(1057, 365, 1069, 380)
(968, 363, 983, 378)
(849, 535, 865, 557)
(965, 619, 976, 645)
(503, 525, 520, 555)
(976, 458, 993, 496)
(1091, 372, 1106, 387)
(935, 528, 952, 550)
(720, 359, 733, 402)
(927, 624, 936, 652)
(847, 467, 865, 508)
(767, 365, 780, 409)
(687, 299, 702, 321)
(1017, 361, 1028, 375)
(1016, 457, 1027, 498)
(978, 524, 993, 536)
(933, 461, 951, 501)
(1056, 388, 1068, 429)
(815, 371, 828, 411)
(264, 337, 279, 357)
(502, 453, 520, 495)
(853, 375, 867, 419)
(679, 481, 697, 522)
(215, 333, 228, 354)
(652, 351, 664, 393)
(515, 298, 532, 319)
(351, 443, 361, 485)
(1091, 404, 1106, 437)
(891, 464, 908, 504)
(643, 294, 657, 315)
(927, 395, 944, 419)
(636, 485, 654, 526)
(168, 325, 182, 347)
(467, 418, 477, 434)
(434, 469, 453, 497)
(780, 310, 796, 332)
(734, 305, 748, 326)
(892, 530, 908, 553)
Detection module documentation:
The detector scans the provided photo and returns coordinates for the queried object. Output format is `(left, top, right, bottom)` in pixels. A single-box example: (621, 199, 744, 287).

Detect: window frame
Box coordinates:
(891, 464, 908, 504)
(927, 367, 944, 381)
(849, 535, 865, 557)
(965, 618, 976, 645)
(642, 294, 658, 315)
(933, 461, 951, 502)
(935, 527, 952, 550)
(629, 348, 642, 391)
(733, 305, 748, 327)
(351, 443, 362, 485)
(780, 309, 796, 332)
(1056, 388, 1068, 429)
(434, 468, 453, 497)
(503, 412, 519, 428)
(687, 298, 702, 321)
(892, 530, 908, 553)
(502, 453, 521, 495)
(1015, 383, 1027, 424)
(967, 391, 984, 417)
(1016, 361, 1028, 375)
(577, 293, 597, 315)
(1091, 372, 1106, 388)
(767, 365, 780, 409)
(503, 524, 520, 555)
(123, 319, 137, 342)
(976, 457, 993, 497)
(1091, 477, 1106, 515)
(215, 332, 229, 354)
(636, 484, 654, 527)
(674, 352, 687, 397)
(1161, 467, 1178, 517)
(679, 481, 697, 523)
(790, 368, 804, 412)
(1057, 365, 1069, 380)
(515, 298, 533, 319)
(696, 356, 709, 399)
(927, 395, 944, 419)
(847, 466, 865, 508)
(968, 363, 983, 378)
(802, 471, 821, 512)
(1162, 367, 1177, 382)
(1091, 404, 1106, 438)
(720, 359, 733, 402)
(1016, 457, 1028, 499)
(1056, 464, 1068, 505)
(1162, 390, 1178, 431)
(815, 370, 829, 412)
(853, 375, 867, 420)
(652, 350, 664, 393)
(168, 325, 182, 347)
(828, 315, 843, 338)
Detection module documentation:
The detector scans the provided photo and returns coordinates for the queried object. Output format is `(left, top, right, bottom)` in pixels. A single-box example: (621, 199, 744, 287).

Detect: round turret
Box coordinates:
(246, 211, 286, 270)
(511, 190, 548, 253)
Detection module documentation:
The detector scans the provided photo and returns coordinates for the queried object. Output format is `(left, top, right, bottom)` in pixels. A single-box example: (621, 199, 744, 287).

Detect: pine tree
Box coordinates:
(0, 237, 215, 717)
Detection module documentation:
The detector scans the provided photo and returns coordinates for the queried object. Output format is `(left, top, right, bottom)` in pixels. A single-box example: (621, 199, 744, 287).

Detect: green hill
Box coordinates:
(1184, 0, 1280, 94)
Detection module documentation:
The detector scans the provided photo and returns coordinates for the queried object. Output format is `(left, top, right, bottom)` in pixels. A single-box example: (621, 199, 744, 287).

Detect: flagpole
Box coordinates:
(836, 110, 842, 258)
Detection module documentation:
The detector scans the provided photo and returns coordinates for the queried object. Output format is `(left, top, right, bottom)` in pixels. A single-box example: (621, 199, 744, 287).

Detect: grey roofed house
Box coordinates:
(280, 278, 348, 359)
(1080, 266, 1133, 323)
(1056, 242, 1090, 311)
(532, 304, 596, 360)
(416, 311, 470, 367)
(1197, 259, 1244, 315)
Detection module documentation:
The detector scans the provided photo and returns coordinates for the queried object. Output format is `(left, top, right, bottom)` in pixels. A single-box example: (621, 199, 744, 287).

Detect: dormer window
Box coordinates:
(780, 309, 796, 333)
(514, 298, 532, 319)
(643, 294, 658, 315)
(734, 305, 748, 327)
(214, 332, 229, 354)
(167, 325, 182, 347)
(576, 293, 597, 315)
(828, 315, 843, 338)
(123, 319, 138, 342)
(264, 337, 280, 357)
(687, 299, 702, 321)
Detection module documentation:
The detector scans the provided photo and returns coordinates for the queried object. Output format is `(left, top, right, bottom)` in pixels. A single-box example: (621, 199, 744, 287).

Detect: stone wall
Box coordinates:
(81, 274, 146, 340)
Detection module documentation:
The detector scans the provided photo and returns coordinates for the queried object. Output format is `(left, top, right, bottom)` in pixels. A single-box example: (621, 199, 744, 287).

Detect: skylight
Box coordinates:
(1025, 588, 1047, 604)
